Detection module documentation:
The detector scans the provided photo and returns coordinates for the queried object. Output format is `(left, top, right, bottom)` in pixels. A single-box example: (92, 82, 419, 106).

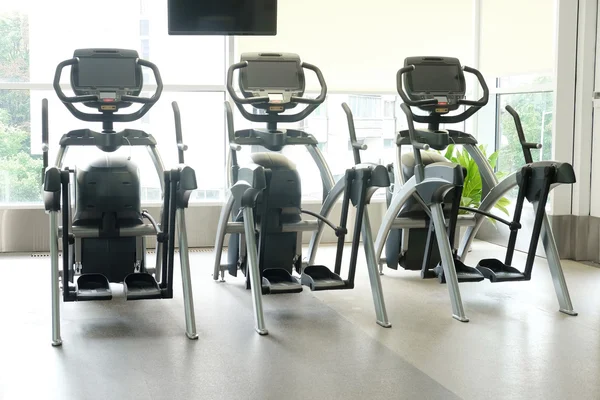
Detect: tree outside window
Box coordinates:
(0, 13, 42, 203)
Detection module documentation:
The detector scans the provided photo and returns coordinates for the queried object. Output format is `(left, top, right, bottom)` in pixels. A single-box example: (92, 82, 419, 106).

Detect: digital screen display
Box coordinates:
(77, 58, 137, 88)
(168, 0, 277, 35)
(244, 61, 300, 89)
(268, 93, 284, 101)
(409, 65, 462, 92)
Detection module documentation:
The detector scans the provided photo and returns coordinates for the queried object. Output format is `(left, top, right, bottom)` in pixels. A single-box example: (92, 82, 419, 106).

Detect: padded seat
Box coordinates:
(251, 152, 297, 170)
(401, 151, 466, 182)
(398, 151, 465, 218)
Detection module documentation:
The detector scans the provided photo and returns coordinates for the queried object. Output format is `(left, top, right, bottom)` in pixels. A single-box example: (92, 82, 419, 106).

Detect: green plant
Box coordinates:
(439, 144, 511, 217)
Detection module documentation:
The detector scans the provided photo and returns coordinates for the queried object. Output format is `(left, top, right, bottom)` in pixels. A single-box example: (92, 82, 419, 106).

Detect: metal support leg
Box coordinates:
(155, 243, 163, 285)
(213, 194, 235, 281)
(430, 203, 468, 322)
(242, 207, 268, 335)
(362, 210, 391, 328)
(536, 203, 577, 316)
(50, 212, 62, 346)
(177, 209, 199, 339)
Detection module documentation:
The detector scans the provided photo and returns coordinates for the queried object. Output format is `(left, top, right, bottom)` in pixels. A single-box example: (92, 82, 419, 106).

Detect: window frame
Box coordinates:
(0, 34, 233, 208)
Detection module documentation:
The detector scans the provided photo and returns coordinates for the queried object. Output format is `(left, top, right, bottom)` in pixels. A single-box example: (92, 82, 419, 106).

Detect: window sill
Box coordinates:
(0, 195, 389, 210)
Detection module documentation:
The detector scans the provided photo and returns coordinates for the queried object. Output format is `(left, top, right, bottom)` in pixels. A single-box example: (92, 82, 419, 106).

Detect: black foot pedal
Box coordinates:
(476, 259, 527, 282)
(434, 259, 485, 283)
(261, 269, 303, 294)
(124, 273, 162, 300)
(76, 274, 112, 301)
(301, 265, 347, 291)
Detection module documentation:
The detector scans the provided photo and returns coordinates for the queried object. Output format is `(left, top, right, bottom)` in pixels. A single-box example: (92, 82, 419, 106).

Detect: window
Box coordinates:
(0, 2, 227, 204)
(231, 94, 403, 200)
(348, 95, 382, 119)
(0, 89, 41, 203)
(140, 20, 150, 36)
(497, 90, 553, 177)
(140, 39, 150, 59)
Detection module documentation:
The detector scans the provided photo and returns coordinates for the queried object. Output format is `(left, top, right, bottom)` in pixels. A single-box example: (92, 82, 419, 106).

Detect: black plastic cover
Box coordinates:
(516, 161, 576, 202)
(73, 156, 143, 227)
(43, 167, 62, 212)
(71, 49, 142, 110)
(403, 56, 466, 112)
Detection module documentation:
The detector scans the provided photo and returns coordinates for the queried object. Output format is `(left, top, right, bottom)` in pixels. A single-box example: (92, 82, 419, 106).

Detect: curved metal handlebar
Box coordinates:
(227, 61, 327, 107)
(342, 102, 367, 165)
(397, 64, 489, 111)
(505, 105, 541, 164)
(53, 59, 99, 103)
(460, 65, 489, 107)
(290, 62, 327, 105)
(397, 65, 439, 107)
(400, 103, 430, 150)
(226, 62, 270, 105)
(53, 57, 163, 123)
(172, 101, 187, 164)
(41, 98, 49, 183)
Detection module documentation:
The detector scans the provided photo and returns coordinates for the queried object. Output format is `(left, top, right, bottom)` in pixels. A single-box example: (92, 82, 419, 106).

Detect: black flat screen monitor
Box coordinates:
(409, 65, 463, 93)
(77, 58, 137, 88)
(168, 0, 277, 36)
(244, 61, 300, 90)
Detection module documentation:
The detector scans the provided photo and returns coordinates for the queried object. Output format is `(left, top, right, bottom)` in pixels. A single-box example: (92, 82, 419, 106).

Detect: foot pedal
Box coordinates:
(301, 265, 347, 291)
(434, 259, 485, 283)
(76, 274, 112, 301)
(476, 259, 527, 282)
(124, 273, 162, 300)
(261, 269, 303, 294)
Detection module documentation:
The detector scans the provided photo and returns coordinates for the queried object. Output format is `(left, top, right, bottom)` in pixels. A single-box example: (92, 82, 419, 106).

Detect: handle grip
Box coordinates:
(42, 98, 49, 183)
(342, 102, 366, 165)
(462, 65, 489, 107)
(299, 62, 328, 104)
(291, 96, 321, 105)
(505, 105, 540, 164)
(413, 142, 430, 150)
(172, 101, 186, 164)
(457, 99, 481, 106)
(53, 59, 100, 103)
(400, 103, 430, 150)
(522, 142, 542, 149)
(121, 95, 153, 104)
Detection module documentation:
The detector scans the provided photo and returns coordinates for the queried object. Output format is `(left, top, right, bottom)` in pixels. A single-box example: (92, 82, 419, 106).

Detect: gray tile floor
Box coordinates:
(1, 241, 599, 400)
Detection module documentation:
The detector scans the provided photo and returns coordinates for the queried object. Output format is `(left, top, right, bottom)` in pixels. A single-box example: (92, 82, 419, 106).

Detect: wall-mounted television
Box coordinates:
(168, 0, 277, 36)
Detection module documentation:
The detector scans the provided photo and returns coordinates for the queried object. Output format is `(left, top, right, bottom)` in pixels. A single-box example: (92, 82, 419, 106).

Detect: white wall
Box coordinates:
(237, 0, 474, 93)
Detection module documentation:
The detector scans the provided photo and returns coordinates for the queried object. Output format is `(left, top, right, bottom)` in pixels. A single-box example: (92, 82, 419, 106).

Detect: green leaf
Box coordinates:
(494, 197, 511, 216)
(488, 151, 499, 169)
(443, 145, 455, 160)
(438, 142, 513, 217)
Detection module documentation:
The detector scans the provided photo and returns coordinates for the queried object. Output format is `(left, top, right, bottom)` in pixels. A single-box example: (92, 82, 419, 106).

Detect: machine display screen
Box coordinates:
(268, 93, 284, 101)
(77, 58, 137, 88)
(409, 65, 463, 93)
(168, 0, 277, 35)
(244, 61, 300, 90)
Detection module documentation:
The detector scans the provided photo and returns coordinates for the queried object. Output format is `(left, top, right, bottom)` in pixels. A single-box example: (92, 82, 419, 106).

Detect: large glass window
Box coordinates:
(0, 2, 227, 205)
(497, 90, 553, 176)
(230, 93, 404, 201)
(0, 12, 41, 203)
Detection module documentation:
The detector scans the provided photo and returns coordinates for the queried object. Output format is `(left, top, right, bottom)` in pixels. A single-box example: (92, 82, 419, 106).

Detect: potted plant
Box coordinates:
(439, 144, 511, 245)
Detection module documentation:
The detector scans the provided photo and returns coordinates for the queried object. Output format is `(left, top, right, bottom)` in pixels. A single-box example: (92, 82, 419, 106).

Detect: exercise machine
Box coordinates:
(345, 56, 576, 321)
(212, 52, 391, 335)
(43, 49, 198, 345)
